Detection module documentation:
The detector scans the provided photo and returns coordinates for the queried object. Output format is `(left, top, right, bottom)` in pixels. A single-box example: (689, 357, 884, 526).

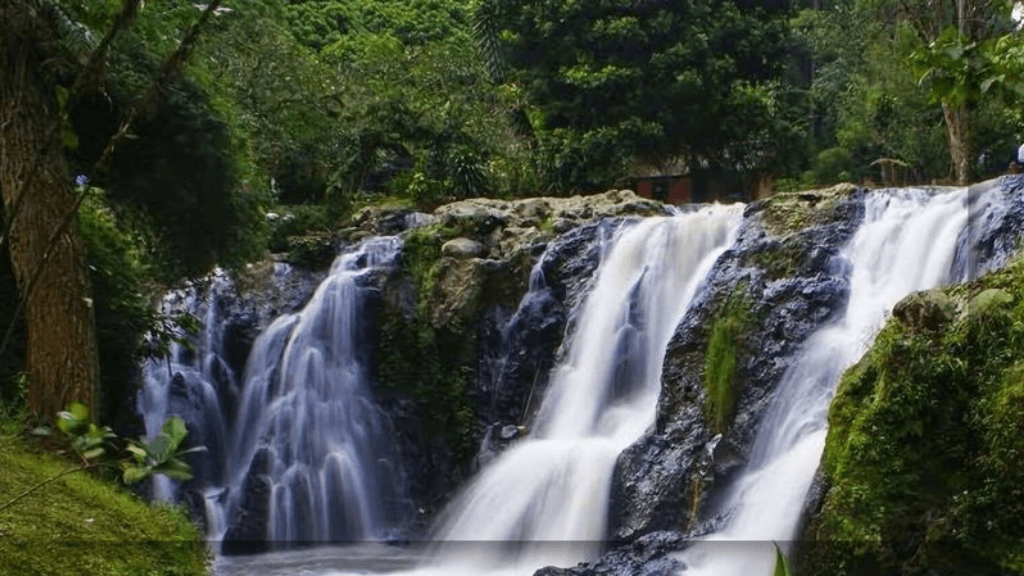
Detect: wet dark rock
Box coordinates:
(609, 191, 866, 542)
(475, 219, 628, 449)
(222, 447, 272, 555)
(533, 531, 688, 576)
(951, 176, 1024, 280)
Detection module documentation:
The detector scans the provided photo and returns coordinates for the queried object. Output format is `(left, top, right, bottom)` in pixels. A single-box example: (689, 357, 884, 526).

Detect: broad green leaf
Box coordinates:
(121, 465, 150, 485)
(56, 412, 76, 434)
(126, 444, 148, 460)
(68, 402, 89, 422)
(82, 447, 105, 460)
(148, 435, 171, 462)
(157, 459, 194, 481)
(160, 416, 188, 450)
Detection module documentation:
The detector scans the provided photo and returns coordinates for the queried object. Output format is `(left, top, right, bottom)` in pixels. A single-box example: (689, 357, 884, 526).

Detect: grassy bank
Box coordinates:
(0, 428, 209, 576)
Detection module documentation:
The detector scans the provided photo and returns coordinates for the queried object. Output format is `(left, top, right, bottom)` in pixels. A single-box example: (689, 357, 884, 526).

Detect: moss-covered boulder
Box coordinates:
(799, 259, 1024, 576)
(892, 288, 956, 333)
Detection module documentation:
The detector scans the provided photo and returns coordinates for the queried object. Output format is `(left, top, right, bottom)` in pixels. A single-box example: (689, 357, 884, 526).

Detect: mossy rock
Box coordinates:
(758, 183, 859, 237)
(892, 288, 956, 332)
(965, 288, 1013, 323)
(284, 234, 335, 269)
(805, 265, 1024, 575)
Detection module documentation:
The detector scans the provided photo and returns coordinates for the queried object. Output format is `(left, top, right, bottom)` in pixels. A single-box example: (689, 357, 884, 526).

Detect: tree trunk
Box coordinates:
(942, 101, 970, 185)
(1, 0, 99, 418)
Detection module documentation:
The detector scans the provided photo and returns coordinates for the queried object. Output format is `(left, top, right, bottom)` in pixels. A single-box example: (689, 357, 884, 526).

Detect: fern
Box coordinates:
(472, 0, 509, 83)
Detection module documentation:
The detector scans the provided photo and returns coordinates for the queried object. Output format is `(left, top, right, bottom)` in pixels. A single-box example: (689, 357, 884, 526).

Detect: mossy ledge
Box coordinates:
(798, 256, 1024, 575)
(0, 432, 209, 576)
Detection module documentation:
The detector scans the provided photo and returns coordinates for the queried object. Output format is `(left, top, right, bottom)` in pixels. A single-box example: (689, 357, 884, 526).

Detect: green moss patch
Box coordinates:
(0, 434, 209, 576)
(703, 291, 751, 433)
(806, 257, 1024, 575)
(759, 183, 857, 237)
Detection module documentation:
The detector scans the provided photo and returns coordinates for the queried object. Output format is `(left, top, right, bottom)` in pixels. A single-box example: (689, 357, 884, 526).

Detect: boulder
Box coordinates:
(893, 289, 956, 332)
(441, 237, 487, 259)
(221, 448, 273, 555)
(965, 288, 1013, 323)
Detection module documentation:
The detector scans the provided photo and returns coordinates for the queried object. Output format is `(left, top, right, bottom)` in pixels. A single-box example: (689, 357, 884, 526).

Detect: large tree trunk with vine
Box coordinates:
(942, 101, 970, 185)
(1, 0, 99, 418)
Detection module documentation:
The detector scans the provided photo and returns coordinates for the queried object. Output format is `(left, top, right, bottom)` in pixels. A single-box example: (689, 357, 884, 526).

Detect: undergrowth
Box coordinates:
(0, 414, 209, 576)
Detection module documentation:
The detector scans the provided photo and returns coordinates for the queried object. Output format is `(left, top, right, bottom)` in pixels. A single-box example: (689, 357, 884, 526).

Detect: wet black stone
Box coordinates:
(222, 447, 272, 555)
(609, 192, 867, 543)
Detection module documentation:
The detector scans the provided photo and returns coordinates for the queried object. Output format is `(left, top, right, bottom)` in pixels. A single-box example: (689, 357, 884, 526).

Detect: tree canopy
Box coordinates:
(481, 0, 797, 190)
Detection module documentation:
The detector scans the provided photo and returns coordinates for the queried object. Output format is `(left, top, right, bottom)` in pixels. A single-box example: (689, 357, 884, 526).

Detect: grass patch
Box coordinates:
(0, 430, 209, 576)
(703, 291, 751, 433)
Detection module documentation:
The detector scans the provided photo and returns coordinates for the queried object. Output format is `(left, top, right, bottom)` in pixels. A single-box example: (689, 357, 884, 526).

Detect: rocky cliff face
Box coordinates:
(147, 177, 1024, 568)
(363, 190, 668, 520)
(609, 185, 865, 543)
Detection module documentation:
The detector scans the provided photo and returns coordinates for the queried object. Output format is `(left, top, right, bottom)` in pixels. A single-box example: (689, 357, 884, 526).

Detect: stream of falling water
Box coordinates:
(306, 205, 743, 576)
(678, 187, 987, 576)
(140, 237, 411, 547)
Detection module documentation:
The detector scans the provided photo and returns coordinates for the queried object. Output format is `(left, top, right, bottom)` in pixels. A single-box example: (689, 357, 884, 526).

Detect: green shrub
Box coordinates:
(811, 146, 853, 184)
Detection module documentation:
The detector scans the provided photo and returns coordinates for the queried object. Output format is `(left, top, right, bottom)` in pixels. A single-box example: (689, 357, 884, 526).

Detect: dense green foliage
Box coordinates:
(806, 260, 1024, 574)
(790, 0, 1023, 187)
(76, 191, 159, 425)
(483, 0, 799, 191)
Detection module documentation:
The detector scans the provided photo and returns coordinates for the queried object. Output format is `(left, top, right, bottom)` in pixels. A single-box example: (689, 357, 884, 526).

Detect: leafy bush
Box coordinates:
(811, 147, 854, 184)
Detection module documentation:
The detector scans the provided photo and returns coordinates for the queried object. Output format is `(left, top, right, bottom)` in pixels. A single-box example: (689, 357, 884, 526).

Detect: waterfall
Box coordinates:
(678, 187, 993, 575)
(398, 205, 743, 575)
(138, 237, 410, 547)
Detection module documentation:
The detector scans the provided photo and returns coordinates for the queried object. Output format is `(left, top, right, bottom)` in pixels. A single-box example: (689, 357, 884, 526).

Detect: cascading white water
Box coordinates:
(138, 270, 236, 503)
(678, 187, 981, 576)
(139, 237, 410, 546)
(224, 236, 408, 543)
(379, 205, 743, 576)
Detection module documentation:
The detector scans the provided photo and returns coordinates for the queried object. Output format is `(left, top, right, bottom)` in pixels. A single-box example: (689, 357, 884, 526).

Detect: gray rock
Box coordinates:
(500, 424, 519, 440)
(442, 237, 487, 259)
(609, 189, 867, 542)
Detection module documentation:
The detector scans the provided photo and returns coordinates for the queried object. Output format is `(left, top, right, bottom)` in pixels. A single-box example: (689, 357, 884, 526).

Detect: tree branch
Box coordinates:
(0, 462, 102, 515)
